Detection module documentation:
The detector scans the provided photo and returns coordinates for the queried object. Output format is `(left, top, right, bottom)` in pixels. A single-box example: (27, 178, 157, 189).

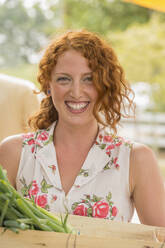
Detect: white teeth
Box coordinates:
(66, 102, 88, 110)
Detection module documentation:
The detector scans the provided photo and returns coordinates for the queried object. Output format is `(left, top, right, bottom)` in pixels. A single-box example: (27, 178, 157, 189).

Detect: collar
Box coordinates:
(35, 122, 118, 189)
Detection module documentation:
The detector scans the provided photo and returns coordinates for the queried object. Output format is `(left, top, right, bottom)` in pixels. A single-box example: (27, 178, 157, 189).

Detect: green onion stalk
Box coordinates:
(0, 165, 75, 234)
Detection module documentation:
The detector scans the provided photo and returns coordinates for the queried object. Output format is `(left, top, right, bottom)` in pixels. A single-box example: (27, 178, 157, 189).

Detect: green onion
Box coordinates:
(0, 165, 75, 234)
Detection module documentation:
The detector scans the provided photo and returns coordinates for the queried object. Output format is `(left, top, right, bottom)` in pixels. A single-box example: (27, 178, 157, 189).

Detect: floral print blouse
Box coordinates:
(16, 122, 134, 222)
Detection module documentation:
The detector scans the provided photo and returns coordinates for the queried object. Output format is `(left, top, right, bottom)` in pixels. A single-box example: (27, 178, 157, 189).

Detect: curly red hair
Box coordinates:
(29, 30, 134, 133)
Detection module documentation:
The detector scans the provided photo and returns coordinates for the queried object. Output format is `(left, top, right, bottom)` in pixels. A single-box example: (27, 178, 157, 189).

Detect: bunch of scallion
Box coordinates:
(0, 165, 74, 234)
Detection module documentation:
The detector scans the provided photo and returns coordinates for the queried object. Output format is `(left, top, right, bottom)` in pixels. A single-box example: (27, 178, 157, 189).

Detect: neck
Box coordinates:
(54, 120, 98, 149)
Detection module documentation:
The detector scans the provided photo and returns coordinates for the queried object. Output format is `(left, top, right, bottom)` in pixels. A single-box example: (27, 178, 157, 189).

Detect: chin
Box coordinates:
(65, 116, 95, 127)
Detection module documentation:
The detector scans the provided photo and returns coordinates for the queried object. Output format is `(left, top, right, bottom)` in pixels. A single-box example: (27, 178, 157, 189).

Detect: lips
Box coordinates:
(65, 101, 90, 113)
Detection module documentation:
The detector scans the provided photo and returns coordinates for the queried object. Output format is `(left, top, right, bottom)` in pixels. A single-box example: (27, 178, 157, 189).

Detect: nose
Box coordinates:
(70, 80, 83, 99)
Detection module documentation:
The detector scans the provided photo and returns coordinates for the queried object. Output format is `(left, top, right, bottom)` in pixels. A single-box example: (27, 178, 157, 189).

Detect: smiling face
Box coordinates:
(49, 49, 98, 128)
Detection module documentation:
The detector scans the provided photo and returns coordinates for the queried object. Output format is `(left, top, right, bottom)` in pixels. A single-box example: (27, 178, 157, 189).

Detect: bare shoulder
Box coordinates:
(129, 142, 159, 193)
(131, 142, 157, 162)
(130, 143, 165, 226)
(0, 134, 23, 187)
(0, 134, 23, 157)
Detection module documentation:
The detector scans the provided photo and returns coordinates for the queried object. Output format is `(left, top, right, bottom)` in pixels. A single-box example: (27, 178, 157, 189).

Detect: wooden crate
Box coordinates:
(0, 214, 165, 248)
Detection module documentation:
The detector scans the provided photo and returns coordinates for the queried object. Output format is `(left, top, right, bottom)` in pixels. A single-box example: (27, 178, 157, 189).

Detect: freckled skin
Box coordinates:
(49, 49, 98, 128)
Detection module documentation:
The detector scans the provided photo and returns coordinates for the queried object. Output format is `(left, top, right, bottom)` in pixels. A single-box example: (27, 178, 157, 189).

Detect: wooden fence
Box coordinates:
(119, 112, 165, 149)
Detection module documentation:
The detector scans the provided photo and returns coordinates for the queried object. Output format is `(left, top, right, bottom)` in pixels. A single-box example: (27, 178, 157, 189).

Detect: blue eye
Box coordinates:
(55, 76, 71, 85)
(83, 76, 93, 83)
(56, 76, 70, 82)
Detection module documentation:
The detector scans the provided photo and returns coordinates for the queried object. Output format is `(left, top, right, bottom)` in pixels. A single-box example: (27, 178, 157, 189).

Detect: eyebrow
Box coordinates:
(54, 72, 92, 76)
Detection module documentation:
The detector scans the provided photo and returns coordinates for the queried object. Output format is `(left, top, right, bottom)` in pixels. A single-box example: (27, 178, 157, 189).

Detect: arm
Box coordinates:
(130, 143, 165, 227)
(0, 135, 23, 188)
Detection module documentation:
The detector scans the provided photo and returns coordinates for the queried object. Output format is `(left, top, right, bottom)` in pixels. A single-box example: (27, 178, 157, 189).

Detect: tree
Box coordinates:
(0, 0, 56, 66)
(0, 0, 154, 66)
(51, 0, 152, 34)
(1, 0, 165, 112)
(108, 14, 165, 111)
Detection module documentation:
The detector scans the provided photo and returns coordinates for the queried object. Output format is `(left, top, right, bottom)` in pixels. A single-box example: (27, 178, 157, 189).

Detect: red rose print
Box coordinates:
(106, 144, 115, 150)
(35, 140, 42, 147)
(52, 195, 57, 201)
(103, 135, 112, 143)
(28, 139, 35, 145)
(106, 150, 111, 156)
(115, 142, 122, 146)
(38, 131, 49, 141)
(112, 206, 118, 217)
(23, 133, 34, 139)
(113, 157, 120, 169)
(29, 180, 39, 197)
(50, 195, 57, 204)
(52, 165, 56, 171)
(92, 201, 109, 218)
(31, 146, 35, 153)
(73, 204, 88, 216)
(113, 157, 118, 164)
(115, 164, 120, 169)
(74, 185, 80, 188)
(48, 165, 56, 174)
(35, 194, 47, 208)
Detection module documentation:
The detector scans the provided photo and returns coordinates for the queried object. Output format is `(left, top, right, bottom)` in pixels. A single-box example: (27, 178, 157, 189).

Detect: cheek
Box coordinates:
(50, 85, 67, 99)
(89, 88, 98, 101)
(49, 88, 64, 110)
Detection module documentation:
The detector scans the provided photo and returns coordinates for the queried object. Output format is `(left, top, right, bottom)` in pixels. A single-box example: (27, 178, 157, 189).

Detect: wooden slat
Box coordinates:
(0, 214, 165, 248)
(0, 229, 162, 248)
(68, 214, 156, 241)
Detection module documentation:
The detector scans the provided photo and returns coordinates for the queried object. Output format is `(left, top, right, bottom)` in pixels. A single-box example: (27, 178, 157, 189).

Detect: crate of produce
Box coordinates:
(0, 213, 165, 248)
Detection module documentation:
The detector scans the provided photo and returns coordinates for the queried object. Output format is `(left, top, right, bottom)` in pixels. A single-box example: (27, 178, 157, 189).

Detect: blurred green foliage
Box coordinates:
(109, 14, 165, 84)
(109, 14, 165, 112)
(0, 0, 153, 66)
(53, 0, 152, 33)
(0, 0, 165, 111)
(0, 63, 39, 87)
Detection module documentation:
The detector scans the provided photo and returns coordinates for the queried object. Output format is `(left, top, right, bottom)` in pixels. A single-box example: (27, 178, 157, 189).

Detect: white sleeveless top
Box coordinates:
(16, 122, 134, 222)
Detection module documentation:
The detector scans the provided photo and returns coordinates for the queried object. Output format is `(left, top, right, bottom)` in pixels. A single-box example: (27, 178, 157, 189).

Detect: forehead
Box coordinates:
(53, 49, 91, 74)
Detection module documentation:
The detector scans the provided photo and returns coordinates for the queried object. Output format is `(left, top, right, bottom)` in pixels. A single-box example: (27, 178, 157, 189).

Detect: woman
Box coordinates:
(0, 30, 165, 226)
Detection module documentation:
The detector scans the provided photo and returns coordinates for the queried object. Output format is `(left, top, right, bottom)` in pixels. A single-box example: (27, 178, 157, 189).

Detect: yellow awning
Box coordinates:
(123, 0, 165, 13)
